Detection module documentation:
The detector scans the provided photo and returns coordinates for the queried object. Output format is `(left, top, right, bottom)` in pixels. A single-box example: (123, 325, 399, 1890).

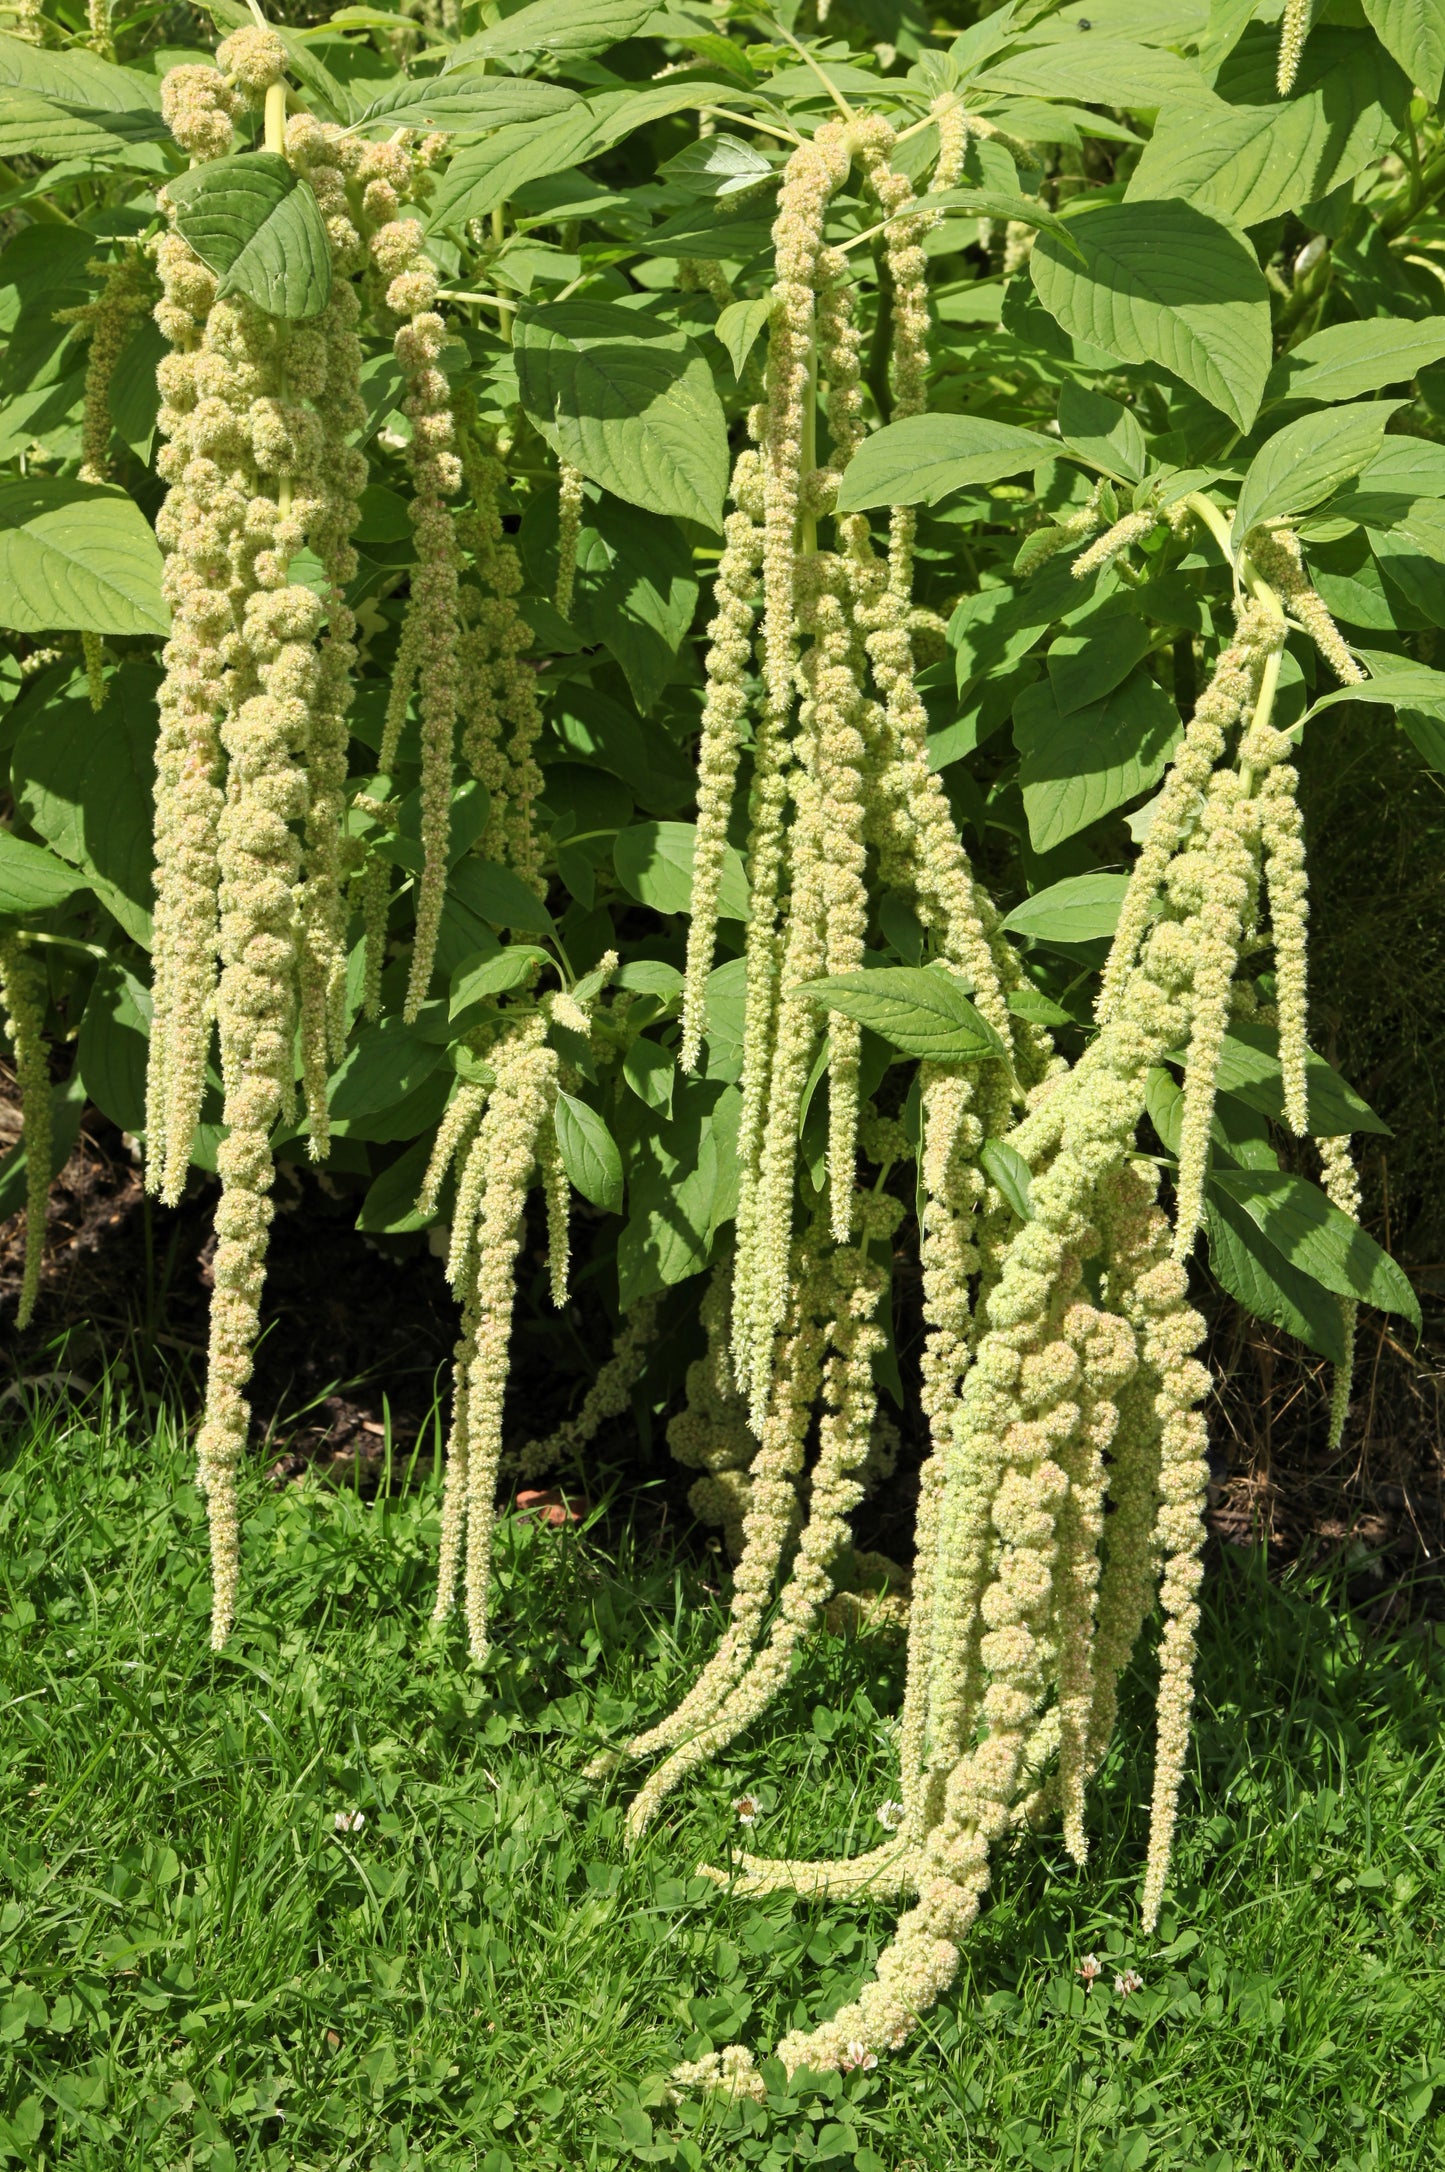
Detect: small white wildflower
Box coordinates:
(1077, 1953, 1102, 1989)
(732, 1793, 761, 1827)
(1115, 1968, 1143, 1997)
(333, 1809, 366, 1834)
(841, 2040, 877, 2071)
(875, 1798, 905, 1832)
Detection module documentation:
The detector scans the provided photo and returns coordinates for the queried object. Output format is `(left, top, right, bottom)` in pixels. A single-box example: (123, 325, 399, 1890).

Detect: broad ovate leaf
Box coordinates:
(448, 0, 654, 64)
(1234, 401, 1403, 540)
(1362, 0, 1445, 98)
(1001, 872, 1129, 945)
(1031, 198, 1271, 432)
(1015, 667, 1180, 852)
(1205, 1184, 1350, 1365)
(1269, 318, 1445, 405)
(1125, 35, 1409, 229)
(515, 300, 728, 531)
(13, 662, 157, 944)
(1209, 1169, 1420, 1329)
(164, 152, 331, 322)
(836, 414, 1048, 511)
(614, 821, 748, 920)
(554, 1090, 624, 1214)
(0, 828, 89, 916)
(799, 967, 1004, 1062)
(0, 479, 167, 636)
(354, 73, 580, 134)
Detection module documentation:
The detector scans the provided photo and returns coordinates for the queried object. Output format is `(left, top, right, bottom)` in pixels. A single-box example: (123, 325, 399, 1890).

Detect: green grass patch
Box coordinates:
(1, 1393, 1443, 2170)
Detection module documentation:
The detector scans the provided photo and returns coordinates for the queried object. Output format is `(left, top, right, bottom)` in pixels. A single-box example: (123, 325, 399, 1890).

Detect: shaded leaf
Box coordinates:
(1210, 1169, 1420, 1328)
(554, 1090, 624, 1213)
(614, 822, 748, 920)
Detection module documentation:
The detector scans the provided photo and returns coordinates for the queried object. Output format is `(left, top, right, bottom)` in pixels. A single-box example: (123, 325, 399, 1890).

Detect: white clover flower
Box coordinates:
(732, 1794, 761, 1827)
(333, 1809, 366, 1834)
(875, 1799, 905, 1832)
(841, 2041, 877, 2072)
(1115, 1969, 1143, 1997)
(1077, 1954, 1102, 1989)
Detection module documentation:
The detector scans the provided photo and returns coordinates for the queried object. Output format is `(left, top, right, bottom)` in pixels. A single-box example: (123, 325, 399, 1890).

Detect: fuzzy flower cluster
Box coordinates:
(0, 935, 50, 1328)
(426, 964, 615, 1661)
(453, 407, 546, 896)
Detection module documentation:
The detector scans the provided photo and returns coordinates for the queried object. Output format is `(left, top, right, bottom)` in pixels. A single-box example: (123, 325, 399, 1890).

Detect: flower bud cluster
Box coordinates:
(426, 972, 612, 1662)
(1319, 1133, 1361, 1452)
(667, 1250, 759, 1554)
(454, 411, 546, 894)
(0, 935, 50, 1328)
(55, 248, 151, 705)
(514, 1293, 661, 1488)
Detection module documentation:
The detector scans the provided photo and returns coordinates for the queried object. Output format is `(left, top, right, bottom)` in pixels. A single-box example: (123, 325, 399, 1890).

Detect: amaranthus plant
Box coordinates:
(1, 0, 1439, 2092)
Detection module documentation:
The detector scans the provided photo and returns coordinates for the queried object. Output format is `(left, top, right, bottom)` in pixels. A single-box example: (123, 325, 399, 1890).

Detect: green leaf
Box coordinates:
(1270, 318, 1445, 405)
(799, 967, 1004, 1063)
(1205, 1183, 1349, 1365)
(614, 822, 748, 920)
(357, 1137, 437, 1234)
(13, 662, 156, 945)
(1303, 660, 1445, 721)
(1358, 437, 1445, 496)
(1045, 598, 1151, 714)
(0, 32, 161, 113)
(445, 858, 558, 940)
(1209, 1169, 1420, 1328)
(354, 73, 580, 133)
(919, 187, 1084, 256)
(641, 197, 774, 263)
(164, 152, 332, 322)
(618, 1076, 734, 1303)
(330, 1018, 443, 1121)
(515, 299, 728, 531)
(660, 132, 774, 198)
(981, 1137, 1033, 1220)
(448, 0, 654, 64)
(1057, 383, 1149, 483)
(1015, 666, 1181, 852)
(700, 955, 747, 1081)
(77, 961, 151, 1132)
(549, 683, 694, 814)
(1235, 401, 1403, 540)
(449, 945, 549, 1015)
(0, 479, 166, 636)
(0, 90, 140, 161)
(0, 829, 88, 916)
(1031, 199, 1272, 432)
(556, 500, 699, 714)
(428, 82, 738, 230)
(554, 1090, 624, 1213)
(623, 1034, 675, 1116)
(1125, 36, 1409, 229)
(714, 296, 771, 381)
(1171, 1022, 1389, 1137)
(978, 36, 1208, 107)
(1001, 872, 1129, 944)
(1362, 0, 1445, 98)
(836, 413, 1048, 512)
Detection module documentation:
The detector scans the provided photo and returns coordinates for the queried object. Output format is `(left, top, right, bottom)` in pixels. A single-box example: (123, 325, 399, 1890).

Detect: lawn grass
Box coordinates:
(1, 1386, 1444, 2171)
